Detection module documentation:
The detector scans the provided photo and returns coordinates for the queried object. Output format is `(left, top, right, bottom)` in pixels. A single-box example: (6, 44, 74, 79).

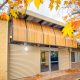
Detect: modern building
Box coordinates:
(0, 10, 80, 80)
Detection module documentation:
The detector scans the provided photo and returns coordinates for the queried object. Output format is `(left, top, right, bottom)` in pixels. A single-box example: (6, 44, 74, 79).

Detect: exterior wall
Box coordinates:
(71, 62, 80, 69)
(71, 48, 80, 69)
(0, 21, 8, 80)
(9, 44, 40, 80)
(58, 47, 71, 70)
(9, 44, 72, 79)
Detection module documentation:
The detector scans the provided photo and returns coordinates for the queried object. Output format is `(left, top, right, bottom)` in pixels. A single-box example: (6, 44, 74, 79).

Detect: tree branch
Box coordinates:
(0, 0, 8, 9)
(72, 11, 80, 15)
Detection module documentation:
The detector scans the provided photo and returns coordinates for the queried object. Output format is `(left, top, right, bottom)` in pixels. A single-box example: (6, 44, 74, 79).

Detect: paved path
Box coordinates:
(51, 73, 80, 80)
(17, 72, 80, 80)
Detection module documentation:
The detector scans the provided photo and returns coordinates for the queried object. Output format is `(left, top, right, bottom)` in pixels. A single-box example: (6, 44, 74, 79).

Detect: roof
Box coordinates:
(26, 10, 65, 29)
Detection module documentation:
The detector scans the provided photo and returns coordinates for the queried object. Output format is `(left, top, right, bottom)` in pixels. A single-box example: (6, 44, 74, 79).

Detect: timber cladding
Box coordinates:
(53, 29, 65, 46)
(13, 19, 27, 42)
(12, 19, 77, 48)
(26, 21, 43, 44)
(42, 26, 55, 45)
(0, 20, 8, 80)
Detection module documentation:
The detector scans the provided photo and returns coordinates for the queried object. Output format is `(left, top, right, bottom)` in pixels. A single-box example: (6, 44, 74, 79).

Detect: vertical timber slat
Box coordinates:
(13, 19, 27, 42)
(0, 20, 8, 80)
(53, 28, 65, 46)
(42, 26, 55, 45)
(72, 40, 77, 48)
(65, 37, 73, 48)
(26, 21, 43, 44)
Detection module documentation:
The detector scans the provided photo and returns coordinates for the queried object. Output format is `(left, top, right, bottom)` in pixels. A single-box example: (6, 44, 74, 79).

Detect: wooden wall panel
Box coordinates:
(53, 29, 65, 46)
(0, 20, 8, 80)
(42, 26, 55, 45)
(26, 21, 43, 44)
(72, 40, 77, 48)
(65, 37, 73, 47)
(13, 19, 27, 42)
(13, 19, 77, 48)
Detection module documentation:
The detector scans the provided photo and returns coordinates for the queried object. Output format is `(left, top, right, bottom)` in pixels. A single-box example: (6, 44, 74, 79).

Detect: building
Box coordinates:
(0, 10, 80, 80)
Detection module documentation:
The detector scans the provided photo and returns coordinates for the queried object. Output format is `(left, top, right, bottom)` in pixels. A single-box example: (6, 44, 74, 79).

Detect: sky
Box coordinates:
(28, 0, 68, 23)
(0, 0, 68, 23)
(0, 0, 9, 13)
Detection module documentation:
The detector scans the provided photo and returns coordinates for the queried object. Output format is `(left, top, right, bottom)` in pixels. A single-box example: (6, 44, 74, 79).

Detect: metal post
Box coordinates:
(49, 45, 51, 72)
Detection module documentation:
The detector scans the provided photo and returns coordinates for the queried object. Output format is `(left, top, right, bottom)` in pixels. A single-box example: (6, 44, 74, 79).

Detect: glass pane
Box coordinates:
(77, 52, 80, 62)
(51, 51, 59, 71)
(71, 52, 75, 62)
(41, 51, 49, 72)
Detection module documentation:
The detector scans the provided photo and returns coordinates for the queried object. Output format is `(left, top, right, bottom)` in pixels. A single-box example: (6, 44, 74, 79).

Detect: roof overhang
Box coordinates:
(26, 10, 65, 29)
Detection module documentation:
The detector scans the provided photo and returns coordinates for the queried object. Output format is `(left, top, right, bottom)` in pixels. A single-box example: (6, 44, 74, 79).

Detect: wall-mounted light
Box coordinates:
(24, 43, 29, 51)
(24, 47, 29, 51)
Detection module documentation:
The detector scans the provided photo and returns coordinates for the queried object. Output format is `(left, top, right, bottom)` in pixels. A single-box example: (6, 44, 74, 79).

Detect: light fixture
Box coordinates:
(24, 43, 29, 51)
(24, 47, 29, 51)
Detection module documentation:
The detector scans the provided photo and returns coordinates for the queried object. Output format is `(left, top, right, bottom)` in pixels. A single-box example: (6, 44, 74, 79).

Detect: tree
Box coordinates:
(0, 0, 80, 38)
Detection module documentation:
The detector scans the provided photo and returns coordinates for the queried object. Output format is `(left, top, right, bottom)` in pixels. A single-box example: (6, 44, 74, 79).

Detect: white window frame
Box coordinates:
(71, 51, 77, 63)
(77, 51, 80, 62)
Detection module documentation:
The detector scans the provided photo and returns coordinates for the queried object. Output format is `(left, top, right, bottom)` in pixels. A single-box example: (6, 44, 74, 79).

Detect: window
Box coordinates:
(77, 52, 80, 62)
(41, 51, 49, 72)
(71, 52, 75, 62)
(71, 51, 80, 62)
(50, 51, 59, 71)
(40, 50, 59, 72)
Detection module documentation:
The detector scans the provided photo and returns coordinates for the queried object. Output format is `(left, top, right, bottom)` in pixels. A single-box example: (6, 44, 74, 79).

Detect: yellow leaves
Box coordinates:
(49, 3, 54, 10)
(55, 0, 61, 4)
(56, 4, 59, 10)
(27, 0, 32, 3)
(6, 15, 9, 21)
(10, 9, 18, 18)
(71, 0, 76, 3)
(8, 0, 14, 7)
(14, 2, 19, 6)
(64, 1, 70, 5)
(49, 0, 54, 10)
(49, 0, 61, 10)
(24, 0, 32, 3)
(24, 0, 32, 10)
(62, 22, 73, 36)
(8, 0, 22, 7)
(63, 15, 68, 21)
(16, 0, 22, 4)
(34, 0, 43, 9)
(20, 11, 25, 15)
(75, 33, 80, 39)
(55, 0, 61, 10)
(0, 12, 9, 21)
(40, 0, 44, 4)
